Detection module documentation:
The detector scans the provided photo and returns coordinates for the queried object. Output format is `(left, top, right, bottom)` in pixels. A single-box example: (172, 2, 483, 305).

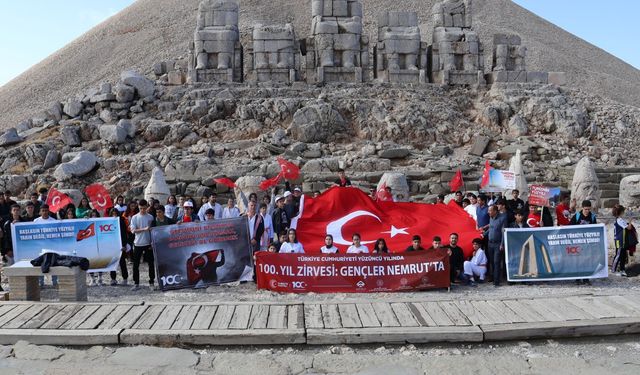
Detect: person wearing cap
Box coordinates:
(282, 191, 297, 219)
(271, 194, 290, 244)
(178, 201, 199, 224)
(197, 193, 222, 221)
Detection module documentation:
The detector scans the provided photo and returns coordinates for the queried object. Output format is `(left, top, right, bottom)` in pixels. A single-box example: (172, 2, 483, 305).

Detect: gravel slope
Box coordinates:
(0, 0, 638, 130)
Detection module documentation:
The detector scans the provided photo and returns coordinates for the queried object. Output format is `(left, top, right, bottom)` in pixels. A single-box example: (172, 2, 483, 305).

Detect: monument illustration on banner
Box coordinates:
(515, 235, 554, 278)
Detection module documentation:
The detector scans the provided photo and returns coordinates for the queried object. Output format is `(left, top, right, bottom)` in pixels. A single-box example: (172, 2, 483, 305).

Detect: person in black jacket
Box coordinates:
(246, 201, 264, 253)
(271, 195, 290, 245)
(108, 208, 130, 286)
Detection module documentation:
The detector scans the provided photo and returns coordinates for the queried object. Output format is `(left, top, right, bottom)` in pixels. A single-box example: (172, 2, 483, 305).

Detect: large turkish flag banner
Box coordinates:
(292, 187, 481, 258)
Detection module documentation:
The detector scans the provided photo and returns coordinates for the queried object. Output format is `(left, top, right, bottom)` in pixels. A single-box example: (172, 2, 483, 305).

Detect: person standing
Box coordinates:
(612, 204, 634, 277)
(114, 195, 127, 214)
(447, 233, 465, 283)
(33, 205, 58, 287)
(129, 199, 155, 290)
(177, 201, 199, 223)
(333, 169, 352, 187)
(21, 202, 37, 222)
(246, 201, 264, 254)
(510, 210, 529, 229)
(476, 195, 490, 230)
(108, 208, 129, 286)
(405, 235, 426, 252)
(555, 194, 574, 226)
(259, 203, 273, 251)
(506, 190, 525, 216)
(75, 198, 91, 219)
(569, 200, 597, 285)
(271, 195, 290, 244)
(464, 194, 478, 222)
(321, 234, 340, 254)
(164, 195, 179, 221)
(222, 198, 241, 219)
(198, 193, 222, 221)
(487, 205, 507, 287)
(372, 238, 389, 254)
(152, 205, 174, 227)
(347, 233, 369, 254)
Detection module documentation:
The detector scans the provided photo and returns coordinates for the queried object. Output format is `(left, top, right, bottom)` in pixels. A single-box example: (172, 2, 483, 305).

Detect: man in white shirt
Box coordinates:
(464, 193, 478, 222)
(129, 199, 156, 290)
(463, 238, 488, 286)
(222, 198, 240, 219)
(33, 204, 57, 223)
(198, 193, 222, 221)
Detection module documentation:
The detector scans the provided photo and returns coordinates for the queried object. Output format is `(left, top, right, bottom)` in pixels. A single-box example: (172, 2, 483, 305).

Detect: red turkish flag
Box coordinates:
(259, 174, 282, 191)
(85, 184, 113, 211)
(449, 170, 464, 192)
(277, 157, 300, 180)
(76, 223, 96, 242)
(214, 178, 237, 189)
(293, 187, 481, 258)
(376, 183, 393, 202)
(480, 160, 492, 189)
(46, 188, 73, 214)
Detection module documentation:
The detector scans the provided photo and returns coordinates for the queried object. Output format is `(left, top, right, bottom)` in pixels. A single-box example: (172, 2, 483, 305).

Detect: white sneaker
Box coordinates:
(621, 270, 627, 277)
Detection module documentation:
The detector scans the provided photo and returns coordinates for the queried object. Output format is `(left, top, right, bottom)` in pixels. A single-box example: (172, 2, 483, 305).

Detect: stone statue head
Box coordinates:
(570, 157, 601, 211)
(620, 175, 640, 208)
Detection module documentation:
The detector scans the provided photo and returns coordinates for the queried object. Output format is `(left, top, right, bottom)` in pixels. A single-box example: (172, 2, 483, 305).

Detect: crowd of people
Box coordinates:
(0, 168, 637, 293)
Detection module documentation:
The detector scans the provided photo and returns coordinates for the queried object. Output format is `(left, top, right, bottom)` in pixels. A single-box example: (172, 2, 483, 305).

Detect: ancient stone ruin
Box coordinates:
(248, 23, 299, 83)
(188, 0, 243, 83)
(571, 157, 602, 211)
(430, 0, 485, 85)
(304, 0, 370, 83)
(374, 11, 428, 83)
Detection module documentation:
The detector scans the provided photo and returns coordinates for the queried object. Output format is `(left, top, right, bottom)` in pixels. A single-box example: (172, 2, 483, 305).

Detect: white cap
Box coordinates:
(294, 187, 302, 192)
(275, 195, 284, 202)
(283, 191, 292, 198)
(183, 201, 194, 208)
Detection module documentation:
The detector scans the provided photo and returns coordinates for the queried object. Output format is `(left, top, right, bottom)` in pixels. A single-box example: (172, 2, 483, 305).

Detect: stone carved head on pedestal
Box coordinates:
(432, 0, 473, 28)
(570, 157, 601, 211)
(252, 23, 296, 70)
(620, 175, 640, 208)
(376, 11, 423, 72)
(310, 0, 364, 69)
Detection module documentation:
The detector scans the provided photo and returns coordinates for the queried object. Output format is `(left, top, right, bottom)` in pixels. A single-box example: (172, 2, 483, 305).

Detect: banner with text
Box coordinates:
(483, 170, 516, 192)
(255, 251, 450, 293)
(151, 218, 252, 291)
(11, 218, 122, 272)
(504, 224, 608, 282)
(528, 185, 562, 207)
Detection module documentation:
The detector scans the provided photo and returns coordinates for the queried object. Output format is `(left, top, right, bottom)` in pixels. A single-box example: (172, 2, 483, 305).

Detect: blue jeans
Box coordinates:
(488, 244, 502, 285)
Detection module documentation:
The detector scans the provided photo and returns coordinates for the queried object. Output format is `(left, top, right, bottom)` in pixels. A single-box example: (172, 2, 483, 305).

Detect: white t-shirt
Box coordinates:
(321, 245, 339, 254)
(346, 245, 369, 254)
(34, 216, 57, 223)
(465, 204, 478, 221)
(470, 249, 488, 267)
(223, 207, 241, 219)
(279, 242, 305, 254)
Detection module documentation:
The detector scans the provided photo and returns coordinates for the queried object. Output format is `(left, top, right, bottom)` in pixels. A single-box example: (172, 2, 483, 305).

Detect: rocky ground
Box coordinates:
(1, 335, 640, 374)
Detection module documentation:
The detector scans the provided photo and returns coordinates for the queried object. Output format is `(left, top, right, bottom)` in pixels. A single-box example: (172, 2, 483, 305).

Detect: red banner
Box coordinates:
(293, 187, 480, 258)
(256, 251, 450, 293)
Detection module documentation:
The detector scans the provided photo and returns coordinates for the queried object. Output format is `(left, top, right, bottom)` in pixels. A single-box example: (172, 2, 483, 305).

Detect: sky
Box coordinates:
(0, 0, 638, 87)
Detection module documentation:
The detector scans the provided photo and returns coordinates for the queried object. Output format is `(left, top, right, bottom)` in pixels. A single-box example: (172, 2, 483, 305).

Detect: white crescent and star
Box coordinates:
(326, 210, 410, 246)
(51, 196, 60, 206)
(95, 196, 107, 207)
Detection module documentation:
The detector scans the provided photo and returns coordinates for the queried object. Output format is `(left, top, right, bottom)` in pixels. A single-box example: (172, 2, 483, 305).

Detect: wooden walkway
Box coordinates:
(1, 295, 640, 346)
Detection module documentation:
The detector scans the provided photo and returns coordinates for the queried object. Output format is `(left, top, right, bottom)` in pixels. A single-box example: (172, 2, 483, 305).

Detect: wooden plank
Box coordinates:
(590, 297, 630, 318)
(60, 305, 101, 329)
(454, 300, 493, 325)
(608, 296, 640, 316)
(304, 304, 324, 329)
(248, 305, 270, 329)
(540, 298, 595, 321)
(22, 305, 67, 329)
(470, 301, 510, 325)
(355, 303, 381, 328)
(152, 305, 183, 330)
(171, 305, 200, 330)
(485, 300, 527, 324)
(0, 305, 30, 327)
(287, 305, 304, 330)
(567, 297, 611, 320)
(228, 305, 252, 330)
(391, 303, 419, 327)
(321, 304, 341, 329)
(421, 302, 455, 326)
(503, 300, 546, 323)
(121, 328, 306, 346)
(98, 305, 134, 329)
(337, 304, 362, 328)
(0, 329, 121, 346)
(520, 299, 565, 322)
(372, 302, 400, 327)
(40, 305, 83, 329)
(482, 317, 640, 342)
(267, 305, 287, 329)
(132, 305, 165, 330)
(438, 301, 471, 326)
(111, 305, 148, 329)
(210, 305, 235, 330)
(406, 302, 436, 327)
(77, 305, 117, 330)
(2, 305, 47, 329)
(191, 305, 218, 330)
(0, 304, 17, 319)
(306, 326, 484, 345)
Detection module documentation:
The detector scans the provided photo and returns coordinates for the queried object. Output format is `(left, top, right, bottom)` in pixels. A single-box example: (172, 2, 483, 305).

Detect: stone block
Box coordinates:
(548, 72, 567, 86)
(204, 40, 236, 53)
(312, 0, 324, 17)
(333, 0, 348, 17)
(196, 28, 239, 42)
(493, 33, 521, 46)
(485, 71, 507, 84)
(333, 33, 359, 50)
(212, 9, 238, 27)
(526, 71, 549, 84)
(323, 0, 333, 16)
(168, 71, 185, 85)
(470, 135, 490, 156)
(313, 19, 339, 34)
(508, 71, 527, 82)
(89, 93, 116, 103)
(348, 1, 363, 17)
(337, 18, 363, 34)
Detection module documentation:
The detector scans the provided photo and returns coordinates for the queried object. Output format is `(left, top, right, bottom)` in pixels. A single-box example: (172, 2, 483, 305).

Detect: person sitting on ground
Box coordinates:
(333, 168, 352, 187)
(373, 238, 389, 254)
(321, 234, 340, 254)
(447, 233, 465, 283)
(463, 238, 488, 286)
(279, 229, 305, 254)
(347, 233, 369, 254)
(405, 235, 425, 252)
